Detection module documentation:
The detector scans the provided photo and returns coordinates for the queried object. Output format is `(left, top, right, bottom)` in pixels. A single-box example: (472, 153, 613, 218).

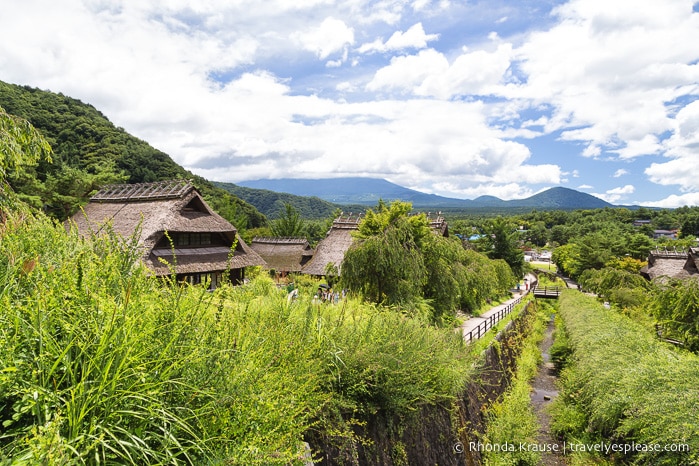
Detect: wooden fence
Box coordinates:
(533, 286, 562, 298)
(463, 295, 524, 343)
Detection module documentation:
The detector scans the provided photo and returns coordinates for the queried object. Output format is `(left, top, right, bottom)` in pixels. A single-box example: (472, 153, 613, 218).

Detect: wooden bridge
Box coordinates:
(533, 286, 562, 298)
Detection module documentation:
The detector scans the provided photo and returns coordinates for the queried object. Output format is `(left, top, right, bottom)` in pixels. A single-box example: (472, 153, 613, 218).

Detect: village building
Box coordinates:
(301, 211, 449, 277)
(250, 237, 314, 278)
(301, 213, 361, 277)
(69, 180, 266, 288)
(640, 247, 699, 282)
(653, 229, 679, 240)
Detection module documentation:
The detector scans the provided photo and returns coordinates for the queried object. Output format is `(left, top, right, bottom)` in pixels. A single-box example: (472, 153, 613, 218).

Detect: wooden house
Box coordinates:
(250, 237, 314, 277)
(301, 213, 361, 276)
(640, 247, 699, 282)
(69, 180, 266, 288)
(301, 211, 449, 277)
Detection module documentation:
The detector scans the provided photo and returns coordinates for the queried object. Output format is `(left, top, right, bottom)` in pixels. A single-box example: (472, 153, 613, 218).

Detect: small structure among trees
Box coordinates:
(640, 246, 699, 282)
(301, 212, 362, 276)
(69, 180, 266, 287)
(250, 237, 314, 278)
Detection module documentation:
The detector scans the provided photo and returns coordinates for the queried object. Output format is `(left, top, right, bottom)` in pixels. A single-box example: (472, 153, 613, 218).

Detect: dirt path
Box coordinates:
(530, 316, 566, 466)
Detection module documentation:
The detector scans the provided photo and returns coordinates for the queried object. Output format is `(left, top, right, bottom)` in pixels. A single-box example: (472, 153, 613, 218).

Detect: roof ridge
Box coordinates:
(91, 179, 194, 202)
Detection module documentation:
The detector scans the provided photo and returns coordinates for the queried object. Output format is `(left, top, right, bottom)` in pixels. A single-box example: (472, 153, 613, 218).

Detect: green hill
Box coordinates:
(214, 181, 343, 219)
(0, 80, 265, 228)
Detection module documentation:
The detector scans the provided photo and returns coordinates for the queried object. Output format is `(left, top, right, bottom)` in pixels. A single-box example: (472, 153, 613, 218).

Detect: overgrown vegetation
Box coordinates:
(550, 291, 699, 465)
(341, 201, 516, 323)
(0, 209, 473, 464)
(481, 301, 553, 466)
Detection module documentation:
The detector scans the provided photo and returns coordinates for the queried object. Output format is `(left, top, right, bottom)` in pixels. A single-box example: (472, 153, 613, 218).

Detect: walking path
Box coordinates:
(460, 273, 537, 343)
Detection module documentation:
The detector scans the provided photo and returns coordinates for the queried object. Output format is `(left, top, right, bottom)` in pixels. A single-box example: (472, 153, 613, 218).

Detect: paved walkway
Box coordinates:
(460, 273, 536, 343)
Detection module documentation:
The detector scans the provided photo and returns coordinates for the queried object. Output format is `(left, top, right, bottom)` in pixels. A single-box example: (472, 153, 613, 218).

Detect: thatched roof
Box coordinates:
(70, 180, 265, 276)
(640, 247, 699, 282)
(301, 214, 361, 276)
(250, 237, 314, 272)
(299, 211, 451, 277)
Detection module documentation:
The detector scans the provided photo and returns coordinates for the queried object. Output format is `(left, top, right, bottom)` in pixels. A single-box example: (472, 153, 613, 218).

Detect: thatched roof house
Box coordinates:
(301, 211, 450, 277)
(69, 180, 265, 287)
(250, 237, 314, 274)
(640, 247, 699, 282)
(301, 214, 361, 276)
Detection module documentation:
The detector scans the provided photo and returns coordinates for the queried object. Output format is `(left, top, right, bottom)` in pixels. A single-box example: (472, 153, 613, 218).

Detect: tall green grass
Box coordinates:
(481, 301, 552, 466)
(551, 290, 699, 465)
(0, 211, 474, 464)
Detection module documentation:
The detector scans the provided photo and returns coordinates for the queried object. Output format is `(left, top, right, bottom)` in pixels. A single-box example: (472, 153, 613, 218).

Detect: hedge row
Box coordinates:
(552, 290, 699, 465)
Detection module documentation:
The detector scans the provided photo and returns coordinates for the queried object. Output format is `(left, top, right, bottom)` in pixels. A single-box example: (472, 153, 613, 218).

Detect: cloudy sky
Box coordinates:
(2, 0, 698, 207)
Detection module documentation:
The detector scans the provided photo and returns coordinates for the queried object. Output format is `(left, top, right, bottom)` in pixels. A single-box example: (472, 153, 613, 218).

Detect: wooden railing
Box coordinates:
(463, 295, 524, 343)
(533, 286, 562, 298)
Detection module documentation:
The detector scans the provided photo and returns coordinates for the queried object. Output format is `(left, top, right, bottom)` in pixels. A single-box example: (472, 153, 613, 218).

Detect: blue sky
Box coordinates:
(1, 0, 698, 206)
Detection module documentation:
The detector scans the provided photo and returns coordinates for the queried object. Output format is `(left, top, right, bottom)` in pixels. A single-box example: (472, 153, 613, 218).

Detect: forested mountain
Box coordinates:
(238, 178, 614, 210)
(215, 181, 341, 219)
(0, 80, 265, 228)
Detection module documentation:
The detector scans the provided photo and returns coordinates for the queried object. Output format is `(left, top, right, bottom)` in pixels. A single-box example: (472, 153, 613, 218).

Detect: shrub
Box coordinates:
(0, 210, 475, 464)
(551, 291, 699, 465)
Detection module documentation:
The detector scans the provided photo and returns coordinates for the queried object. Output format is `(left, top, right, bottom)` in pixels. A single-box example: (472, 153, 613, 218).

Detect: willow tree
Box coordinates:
(0, 106, 52, 180)
(653, 278, 699, 351)
(1, 106, 52, 219)
(342, 211, 427, 306)
(342, 201, 515, 323)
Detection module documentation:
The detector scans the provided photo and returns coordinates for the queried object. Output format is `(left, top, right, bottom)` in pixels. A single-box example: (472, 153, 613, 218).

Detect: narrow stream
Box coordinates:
(529, 316, 566, 466)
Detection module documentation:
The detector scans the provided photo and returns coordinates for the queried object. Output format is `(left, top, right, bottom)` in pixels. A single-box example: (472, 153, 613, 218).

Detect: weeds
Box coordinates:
(1, 210, 474, 464)
(550, 290, 699, 465)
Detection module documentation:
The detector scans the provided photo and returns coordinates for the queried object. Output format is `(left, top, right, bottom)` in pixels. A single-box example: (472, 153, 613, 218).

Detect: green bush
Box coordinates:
(0, 210, 474, 464)
(551, 291, 699, 465)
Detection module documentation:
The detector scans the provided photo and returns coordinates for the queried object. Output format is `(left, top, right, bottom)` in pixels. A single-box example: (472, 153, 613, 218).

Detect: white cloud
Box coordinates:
(646, 99, 699, 192)
(358, 22, 439, 53)
(366, 43, 514, 98)
(293, 17, 354, 59)
(592, 184, 635, 204)
(613, 169, 628, 178)
(641, 192, 699, 209)
(366, 49, 448, 93)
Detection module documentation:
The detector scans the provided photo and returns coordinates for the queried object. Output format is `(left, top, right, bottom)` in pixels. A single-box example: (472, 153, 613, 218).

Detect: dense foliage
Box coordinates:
(0, 209, 473, 464)
(0, 106, 52, 179)
(0, 81, 265, 228)
(472, 217, 526, 277)
(652, 278, 699, 351)
(341, 201, 516, 323)
(550, 291, 699, 465)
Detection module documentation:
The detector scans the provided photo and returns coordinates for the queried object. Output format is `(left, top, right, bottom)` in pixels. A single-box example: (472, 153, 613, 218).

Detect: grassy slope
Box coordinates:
(551, 290, 699, 465)
(0, 208, 473, 464)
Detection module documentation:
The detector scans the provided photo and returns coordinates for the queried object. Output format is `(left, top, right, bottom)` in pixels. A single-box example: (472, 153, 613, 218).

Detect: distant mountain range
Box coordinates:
(236, 177, 614, 211)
